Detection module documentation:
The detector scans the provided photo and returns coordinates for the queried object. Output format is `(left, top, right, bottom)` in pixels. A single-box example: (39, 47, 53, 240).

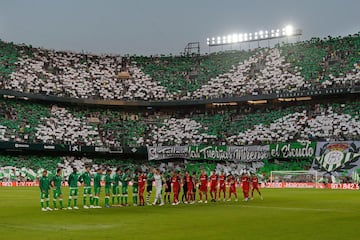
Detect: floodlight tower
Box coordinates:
(206, 25, 302, 50)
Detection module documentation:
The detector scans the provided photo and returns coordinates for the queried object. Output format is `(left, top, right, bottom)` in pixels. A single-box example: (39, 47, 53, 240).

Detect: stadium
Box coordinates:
(0, 1, 359, 240)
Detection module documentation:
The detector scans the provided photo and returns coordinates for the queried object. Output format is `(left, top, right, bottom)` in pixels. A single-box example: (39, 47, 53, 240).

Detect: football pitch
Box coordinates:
(0, 187, 359, 240)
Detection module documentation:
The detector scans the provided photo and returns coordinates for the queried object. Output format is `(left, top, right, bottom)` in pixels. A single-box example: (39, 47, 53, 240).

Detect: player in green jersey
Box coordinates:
(93, 168, 103, 208)
(146, 169, 154, 205)
(67, 168, 80, 209)
(121, 168, 130, 206)
(132, 170, 139, 206)
(39, 170, 52, 211)
(50, 168, 63, 210)
(112, 168, 121, 205)
(79, 166, 93, 209)
(104, 169, 112, 208)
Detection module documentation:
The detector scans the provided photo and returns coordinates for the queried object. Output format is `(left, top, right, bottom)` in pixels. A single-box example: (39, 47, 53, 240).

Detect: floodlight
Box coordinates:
(232, 34, 238, 43)
(227, 35, 232, 43)
(206, 25, 301, 46)
(285, 25, 293, 36)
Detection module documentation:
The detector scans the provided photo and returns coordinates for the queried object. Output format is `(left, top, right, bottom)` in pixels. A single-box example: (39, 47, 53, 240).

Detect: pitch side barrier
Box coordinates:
(265, 182, 359, 190)
(0, 141, 146, 155)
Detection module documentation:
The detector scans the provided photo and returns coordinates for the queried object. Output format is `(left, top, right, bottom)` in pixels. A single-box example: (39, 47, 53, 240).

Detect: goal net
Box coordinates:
(269, 170, 323, 188)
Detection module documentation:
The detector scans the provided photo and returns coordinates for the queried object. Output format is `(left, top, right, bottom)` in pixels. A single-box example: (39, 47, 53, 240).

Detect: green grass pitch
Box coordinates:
(0, 187, 359, 240)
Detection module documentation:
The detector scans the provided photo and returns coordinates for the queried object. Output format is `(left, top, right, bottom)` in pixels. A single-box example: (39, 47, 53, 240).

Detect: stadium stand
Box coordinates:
(0, 33, 359, 101)
(0, 99, 358, 147)
(146, 102, 360, 146)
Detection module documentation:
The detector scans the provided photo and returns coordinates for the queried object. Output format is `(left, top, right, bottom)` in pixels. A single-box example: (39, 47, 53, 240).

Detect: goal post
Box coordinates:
(270, 170, 321, 188)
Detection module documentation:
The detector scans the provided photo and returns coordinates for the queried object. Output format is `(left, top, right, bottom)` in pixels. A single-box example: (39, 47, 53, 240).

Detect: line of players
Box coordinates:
(39, 166, 262, 211)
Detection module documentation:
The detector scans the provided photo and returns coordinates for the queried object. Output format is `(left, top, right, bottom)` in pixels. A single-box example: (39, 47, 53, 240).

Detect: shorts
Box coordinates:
(83, 186, 92, 195)
(94, 186, 101, 195)
(69, 188, 79, 196)
(133, 185, 139, 194)
(139, 186, 145, 194)
(53, 188, 62, 198)
(200, 185, 207, 192)
(40, 191, 49, 199)
(210, 186, 217, 192)
(105, 187, 111, 195)
(165, 186, 171, 193)
(230, 186, 236, 193)
(219, 185, 226, 191)
(122, 186, 128, 195)
(112, 186, 120, 195)
(146, 185, 153, 192)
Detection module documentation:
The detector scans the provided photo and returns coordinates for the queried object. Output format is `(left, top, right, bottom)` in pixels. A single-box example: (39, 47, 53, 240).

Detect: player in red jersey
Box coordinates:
(198, 169, 208, 203)
(185, 171, 193, 203)
(138, 170, 146, 206)
(251, 173, 263, 200)
(218, 170, 226, 201)
(241, 173, 250, 201)
(227, 175, 238, 201)
(210, 171, 218, 202)
(185, 171, 194, 204)
(171, 171, 181, 205)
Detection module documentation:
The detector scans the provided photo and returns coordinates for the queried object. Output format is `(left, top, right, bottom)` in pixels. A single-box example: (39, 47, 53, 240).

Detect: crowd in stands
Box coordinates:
(0, 99, 358, 147)
(0, 33, 359, 101)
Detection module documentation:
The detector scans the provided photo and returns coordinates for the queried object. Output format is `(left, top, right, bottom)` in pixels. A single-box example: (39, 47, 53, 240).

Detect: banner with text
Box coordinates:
(270, 142, 316, 159)
(147, 146, 188, 161)
(147, 145, 269, 162)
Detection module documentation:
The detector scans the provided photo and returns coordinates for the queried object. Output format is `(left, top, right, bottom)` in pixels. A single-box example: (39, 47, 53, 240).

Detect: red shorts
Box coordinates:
(252, 185, 259, 190)
(200, 185, 207, 192)
(219, 185, 226, 191)
(139, 186, 145, 194)
(230, 186, 236, 193)
(243, 188, 249, 193)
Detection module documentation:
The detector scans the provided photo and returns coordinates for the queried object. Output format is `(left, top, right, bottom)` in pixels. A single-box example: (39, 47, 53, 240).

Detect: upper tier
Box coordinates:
(0, 34, 359, 101)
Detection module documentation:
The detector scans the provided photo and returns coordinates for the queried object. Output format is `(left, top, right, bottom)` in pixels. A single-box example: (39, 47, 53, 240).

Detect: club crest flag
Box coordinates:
(316, 142, 360, 172)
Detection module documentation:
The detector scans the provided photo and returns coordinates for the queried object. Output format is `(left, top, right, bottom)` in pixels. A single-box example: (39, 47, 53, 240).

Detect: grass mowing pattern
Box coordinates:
(0, 187, 359, 240)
